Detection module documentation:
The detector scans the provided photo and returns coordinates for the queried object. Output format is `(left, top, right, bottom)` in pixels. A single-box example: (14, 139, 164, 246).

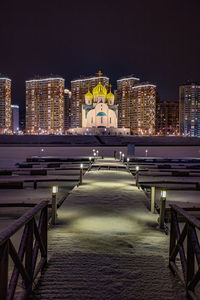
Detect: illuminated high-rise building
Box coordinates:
(156, 100, 179, 135)
(11, 105, 19, 134)
(179, 83, 200, 136)
(71, 71, 109, 128)
(117, 76, 156, 135)
(131, 84, 156, 135)
(117, 76, 140, 128)
(0, 77, 12, 134)
(64, 89, 72, 131)
(26, 77, 65, 135)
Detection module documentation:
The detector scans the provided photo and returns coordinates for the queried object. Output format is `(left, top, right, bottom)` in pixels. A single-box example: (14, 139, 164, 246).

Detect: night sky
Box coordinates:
(1, 0, 200, 110)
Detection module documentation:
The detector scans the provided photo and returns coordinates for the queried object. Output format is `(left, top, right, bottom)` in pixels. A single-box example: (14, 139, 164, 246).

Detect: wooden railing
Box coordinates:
(0, 200, 49, 300)
(169, 204, 200, 299)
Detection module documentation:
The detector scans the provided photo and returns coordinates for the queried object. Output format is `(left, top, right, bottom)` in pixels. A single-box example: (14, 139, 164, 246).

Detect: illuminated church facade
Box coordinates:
(82, 84, 118, 128)
(68, 77, 130, 135)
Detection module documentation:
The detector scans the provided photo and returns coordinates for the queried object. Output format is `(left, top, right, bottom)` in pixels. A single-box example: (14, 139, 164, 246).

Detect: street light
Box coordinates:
(135, 165, 140, 187)
(52, 186, 58, 194)
(159, 189, 167, 229)
(119, 151, 122, 160)
(122, 153, 125, 163)
(145, 149, 148, 157)
(94, 152, 96, 160)
(52, 186, 58, 225)
(127, 157, 130, 167)
(80, 163, 83, 185)
(161, 190, 167, 199)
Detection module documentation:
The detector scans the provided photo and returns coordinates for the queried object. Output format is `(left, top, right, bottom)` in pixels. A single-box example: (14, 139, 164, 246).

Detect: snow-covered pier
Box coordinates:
(30, 158, 185, 299)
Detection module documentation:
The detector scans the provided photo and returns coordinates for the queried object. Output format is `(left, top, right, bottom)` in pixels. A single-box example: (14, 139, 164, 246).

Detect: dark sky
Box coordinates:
(1, 0, 200, 109)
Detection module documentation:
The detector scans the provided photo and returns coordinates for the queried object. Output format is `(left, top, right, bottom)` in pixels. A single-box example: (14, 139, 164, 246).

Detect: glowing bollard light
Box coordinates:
(145, 149, 148, 157)
(88, 157, 92, 171)
(119, 151, 122, 161)
(159, 190, 167, 229)
(80, 163, 83, 185)
(122, 153, 125, 163)
(52, 186, 58, 225)
(135, 165, 140, 188)
(127, 157, 130, 167)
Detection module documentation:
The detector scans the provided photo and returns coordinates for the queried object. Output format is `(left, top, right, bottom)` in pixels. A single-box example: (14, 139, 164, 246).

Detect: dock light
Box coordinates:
(127, 157, 130, 167)
(135, 166, 140, 188)
(161, 190, 167, 199)
(159, 190, 167, 229)
(119, 151, 122, 160)
(52, 186, 58, 195)
(52, 186, 58, 225)
(80, 164, 83, 185)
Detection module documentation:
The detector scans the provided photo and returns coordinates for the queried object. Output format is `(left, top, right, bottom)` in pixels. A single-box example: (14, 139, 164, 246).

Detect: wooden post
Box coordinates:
(169, 209, 176, 268)
(41, 206, 48, 268)
(80, 167, 83, 185)
(186, 224, 195, 291)
(127, 158, 129, 169)
(151, 186, 156, 213)
(0, 241, 9, 300)
(34, 181, 37, 189)
(119, 152, 122, 161)
(136, 171, 139, 188)
(159, 194, 166, 229)
(25, 220, 34, 291)
(51, 192, 57, 225)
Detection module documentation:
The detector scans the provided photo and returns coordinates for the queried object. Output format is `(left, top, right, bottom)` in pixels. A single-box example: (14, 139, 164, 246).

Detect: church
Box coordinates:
(67, 79, 130, 135)
(82, 83, 118, 128)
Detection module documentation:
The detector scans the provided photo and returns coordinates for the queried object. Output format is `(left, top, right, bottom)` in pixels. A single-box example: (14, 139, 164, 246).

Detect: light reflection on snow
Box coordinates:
(71, 215, 142, 234)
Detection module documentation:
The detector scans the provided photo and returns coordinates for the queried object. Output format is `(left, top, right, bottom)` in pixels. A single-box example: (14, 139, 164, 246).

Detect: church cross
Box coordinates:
(97, 70, 103, 77)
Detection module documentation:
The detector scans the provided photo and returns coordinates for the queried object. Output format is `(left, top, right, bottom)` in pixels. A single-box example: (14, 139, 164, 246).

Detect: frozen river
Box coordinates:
(0, 145, 200, 168)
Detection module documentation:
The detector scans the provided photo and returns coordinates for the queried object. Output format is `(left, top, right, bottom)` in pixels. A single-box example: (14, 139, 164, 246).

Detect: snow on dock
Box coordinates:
(31, 159, 185, 299)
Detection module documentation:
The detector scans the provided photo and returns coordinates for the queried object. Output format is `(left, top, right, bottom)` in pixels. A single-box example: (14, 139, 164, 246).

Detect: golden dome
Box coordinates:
(93, 83, 107, 97)
(85, 90, 93, 99)
(107, 91, 114, 100)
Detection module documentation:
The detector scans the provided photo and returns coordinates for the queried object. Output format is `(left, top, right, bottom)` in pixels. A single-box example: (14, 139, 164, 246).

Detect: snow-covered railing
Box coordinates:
(169, 204, 200, 298)
(0, 201, 49, 300)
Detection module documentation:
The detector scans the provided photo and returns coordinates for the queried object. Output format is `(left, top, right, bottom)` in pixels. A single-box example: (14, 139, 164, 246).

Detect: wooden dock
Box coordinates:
(29, 159, 185, 299)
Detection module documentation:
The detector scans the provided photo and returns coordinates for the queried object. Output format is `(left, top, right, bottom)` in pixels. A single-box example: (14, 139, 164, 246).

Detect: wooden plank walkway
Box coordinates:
(31, 159, 185, 299)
